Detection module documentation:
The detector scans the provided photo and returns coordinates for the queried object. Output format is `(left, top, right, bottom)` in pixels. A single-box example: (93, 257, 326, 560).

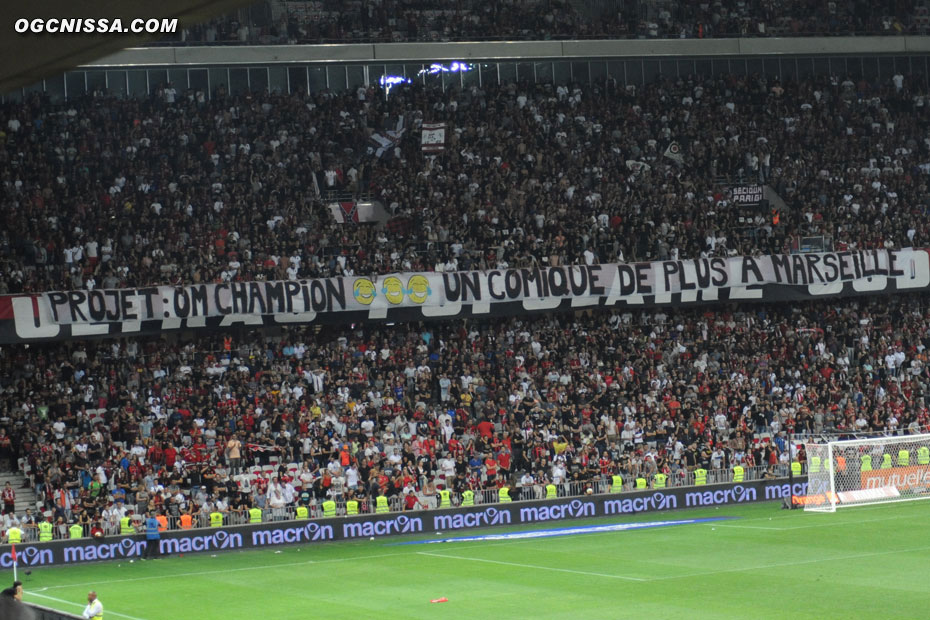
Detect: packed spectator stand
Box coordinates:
(4, 37, 930, 540)
(2, 72, 930, 297)
(2, 291, 930, 540)
(167, 0, 930, 45)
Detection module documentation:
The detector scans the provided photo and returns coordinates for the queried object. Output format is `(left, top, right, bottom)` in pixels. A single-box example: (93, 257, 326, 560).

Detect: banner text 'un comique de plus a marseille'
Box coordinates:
(0, 249, 927, 343)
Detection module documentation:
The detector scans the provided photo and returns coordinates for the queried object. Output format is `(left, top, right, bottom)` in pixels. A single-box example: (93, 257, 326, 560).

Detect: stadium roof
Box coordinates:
(1, 0, 255, 94)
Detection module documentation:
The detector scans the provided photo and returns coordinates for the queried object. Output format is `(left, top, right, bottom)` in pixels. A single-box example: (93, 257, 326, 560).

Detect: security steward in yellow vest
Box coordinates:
(635, 476, 647, 489)
(322, 500, 337, 517)
(461, 490, 474, 506)
(791, 461, 802, 476)
(881, 454, 892, 469)
(296, 505, 309, 519)
(693, 468, 707, 485)
(39, 519, 53, 542)
(653, 472, 667, 488)
(610, 475, 623, 493)
(346, 499, 359, 515)
(438, 489, 451, 508)
(83, 591, 104, 620)
(375, 495, 390, 513)
(808, 456, 821, 474)
(119, 515, 134, 536)
(732, 465, 744, 483)
(498, 486, 511, 503)
(918, 446, 930, 465)
(209, 511, 224, 528)
(860, 454, 872, 471)
(898, 449, 910, 467)
(6, 525, 22, 543)
(249, 507, 263, 523)
(69, 523, 83, 539)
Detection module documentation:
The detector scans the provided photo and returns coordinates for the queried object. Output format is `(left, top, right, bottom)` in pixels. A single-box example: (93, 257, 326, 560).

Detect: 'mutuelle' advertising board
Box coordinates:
(0, 479, 808, 568)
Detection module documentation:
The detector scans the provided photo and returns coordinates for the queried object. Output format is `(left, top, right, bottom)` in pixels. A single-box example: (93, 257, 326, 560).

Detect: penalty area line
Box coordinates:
(647, 544, 930, 582)
(27, 591, 148, 620)
(417, 551, 647, 582)
(705, 524, 786, 531)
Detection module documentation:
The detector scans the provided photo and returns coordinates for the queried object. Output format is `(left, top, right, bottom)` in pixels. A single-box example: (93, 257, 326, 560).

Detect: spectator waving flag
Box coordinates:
(421, 122, 447, 152)
(663, 141, 684, 165)
(339, 201, 360, 224)
(370, 116, 406, 158)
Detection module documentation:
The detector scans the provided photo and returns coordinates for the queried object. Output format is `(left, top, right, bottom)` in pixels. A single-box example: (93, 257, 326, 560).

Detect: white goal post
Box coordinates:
(804, 433, 930, 513)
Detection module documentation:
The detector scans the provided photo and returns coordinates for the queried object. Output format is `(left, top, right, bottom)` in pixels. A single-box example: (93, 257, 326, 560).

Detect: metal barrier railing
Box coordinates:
(25, 603, 82, 620)
(13, 463, 796, 541)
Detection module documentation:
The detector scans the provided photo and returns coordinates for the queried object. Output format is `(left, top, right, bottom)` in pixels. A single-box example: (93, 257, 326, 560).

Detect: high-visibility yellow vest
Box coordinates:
(461, 490, 474, 506)
(346, 500, 359, 515)
(610, 475, 623, 492)
(732, 466, 744, 482)
(635, 477, 647, 489)
(918, 447, 930, 465)
(7, 527, 22, 543)
(438, 489, 451, 508)
(296, 506, 309, 520)
(694, 469, 707, 485)
(119, 516, 134, 535)
(653, 473, 667, 488)
(38, 521, 53, 542)
(809, 457, 821, 474)
(322, 500, 336, 517)
(498, 487, 511, 503)
(881, 454, 892, 469)
(791, 461, 802, 476)
(375, 496, 389, 513)
(546, 484, 557, 498)
(249, 507, 262, 523)
(209, 512, 223, 528)
(898, 450, 910, 467)
(69, 524, 83, 539)
(860, 454, 872, 471)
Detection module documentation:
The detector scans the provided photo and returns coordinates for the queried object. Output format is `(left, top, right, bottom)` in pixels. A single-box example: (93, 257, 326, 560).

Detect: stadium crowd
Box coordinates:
(2, 290, 930, 538)
(2, 70, 930, 296)
(171, 0, 930, 45)
(2, 7, 930, 538)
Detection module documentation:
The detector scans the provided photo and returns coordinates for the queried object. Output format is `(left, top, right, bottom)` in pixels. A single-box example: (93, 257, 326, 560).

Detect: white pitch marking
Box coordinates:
(647, 545, 930, 582)
(417, 551, 647, 582)
(708, 524, 785, 531)
(27, 591, 148, 620)
(39, 552, 404, 591)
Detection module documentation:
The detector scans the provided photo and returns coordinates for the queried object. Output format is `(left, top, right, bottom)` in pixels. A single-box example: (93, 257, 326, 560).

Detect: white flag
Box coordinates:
(663, 141, 684, 165)
(421, 122, 447, 152)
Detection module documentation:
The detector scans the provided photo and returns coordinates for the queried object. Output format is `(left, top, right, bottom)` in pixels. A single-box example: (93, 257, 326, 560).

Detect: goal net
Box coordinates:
(804, 433, 930, 513)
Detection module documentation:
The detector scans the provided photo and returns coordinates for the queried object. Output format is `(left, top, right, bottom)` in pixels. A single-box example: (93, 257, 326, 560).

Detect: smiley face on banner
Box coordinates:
(381, 276, 405, 305)
(353, 278, 377, 305)
(406, 275, 432, 304)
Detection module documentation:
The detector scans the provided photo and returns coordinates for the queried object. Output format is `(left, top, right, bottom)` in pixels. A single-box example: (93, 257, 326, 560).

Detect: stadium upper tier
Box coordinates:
(164, 0, 929, 45)
(0, 73, 928, 295)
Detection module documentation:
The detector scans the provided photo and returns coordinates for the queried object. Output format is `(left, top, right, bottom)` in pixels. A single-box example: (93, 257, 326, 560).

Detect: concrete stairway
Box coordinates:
(0, 471, 39, 514)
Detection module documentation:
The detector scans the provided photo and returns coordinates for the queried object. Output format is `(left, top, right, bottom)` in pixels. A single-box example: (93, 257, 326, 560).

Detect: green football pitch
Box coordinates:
(20, 501, 930, 619)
